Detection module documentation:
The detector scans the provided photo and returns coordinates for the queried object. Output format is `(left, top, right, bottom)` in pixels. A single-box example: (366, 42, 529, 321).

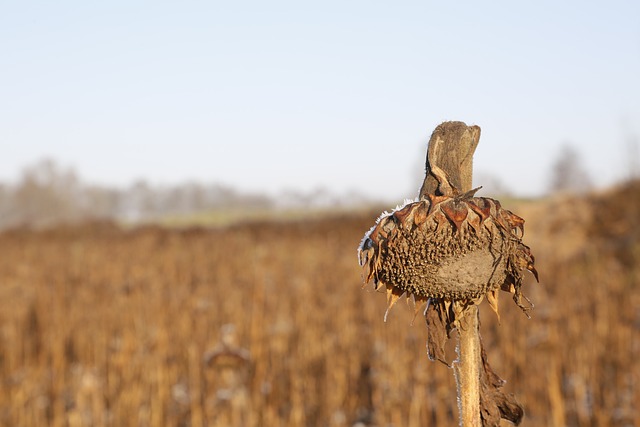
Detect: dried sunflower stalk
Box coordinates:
(357, 121, 538, 426)
(358, 188, 538, 425)
(358, 188, 538, 330)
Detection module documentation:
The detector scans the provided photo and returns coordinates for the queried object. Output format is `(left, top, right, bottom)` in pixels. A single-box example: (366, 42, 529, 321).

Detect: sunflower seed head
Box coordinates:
(358, 195, 537, 317)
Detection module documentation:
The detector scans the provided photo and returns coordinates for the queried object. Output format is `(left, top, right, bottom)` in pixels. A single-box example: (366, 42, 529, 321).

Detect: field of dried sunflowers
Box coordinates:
(0, 181, 638, 427)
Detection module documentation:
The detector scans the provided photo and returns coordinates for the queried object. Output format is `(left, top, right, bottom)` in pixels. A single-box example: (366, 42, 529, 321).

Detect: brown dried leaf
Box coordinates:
(412, 201, 429, 226)
(426, 194, 449, 215)
(479, 340, 524, 426)
(440, 199, 469, 231)
(486, 290, 501, 324)
(411, 294, 429, 326)
(384, 287, 404, 322)
(425, 299, 450, 366)
(393, 203, 414, 229)
(466, 209, 482, 232)
(502, 209, 525, 238)
(467, 198, 492, 223)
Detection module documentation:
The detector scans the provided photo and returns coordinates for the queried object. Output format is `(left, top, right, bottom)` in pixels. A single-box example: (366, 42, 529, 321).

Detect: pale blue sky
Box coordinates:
(1, 1, 639, 200)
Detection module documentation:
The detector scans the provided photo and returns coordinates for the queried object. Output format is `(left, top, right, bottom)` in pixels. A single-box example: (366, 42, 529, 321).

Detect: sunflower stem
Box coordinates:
(421, 121, 482, 426)
(419, 121, 480, 199)
(454, 305, 481, 427)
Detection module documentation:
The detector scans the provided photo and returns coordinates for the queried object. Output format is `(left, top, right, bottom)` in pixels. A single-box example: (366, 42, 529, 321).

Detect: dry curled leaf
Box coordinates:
(480, 339, 524, 426)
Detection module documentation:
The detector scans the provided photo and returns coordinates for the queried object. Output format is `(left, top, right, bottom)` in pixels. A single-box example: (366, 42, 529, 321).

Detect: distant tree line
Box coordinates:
(0, 159, 278, 229)
(0, 159, 374, 230)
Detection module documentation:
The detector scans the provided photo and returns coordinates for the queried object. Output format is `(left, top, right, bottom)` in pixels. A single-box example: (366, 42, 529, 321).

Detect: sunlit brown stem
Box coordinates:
(422, 121, 482, 426)
(454, 305, 481, 427)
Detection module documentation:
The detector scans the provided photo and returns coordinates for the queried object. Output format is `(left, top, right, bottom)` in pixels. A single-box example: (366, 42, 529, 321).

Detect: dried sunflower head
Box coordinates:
(358, 189, 538, 321)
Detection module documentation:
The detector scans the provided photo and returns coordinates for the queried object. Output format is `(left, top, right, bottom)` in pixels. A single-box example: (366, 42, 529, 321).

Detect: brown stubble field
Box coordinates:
(0, 182, 638, 426)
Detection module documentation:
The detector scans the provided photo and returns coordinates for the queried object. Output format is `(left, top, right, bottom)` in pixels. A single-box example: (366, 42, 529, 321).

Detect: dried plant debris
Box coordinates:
(357, 189, 538, 334)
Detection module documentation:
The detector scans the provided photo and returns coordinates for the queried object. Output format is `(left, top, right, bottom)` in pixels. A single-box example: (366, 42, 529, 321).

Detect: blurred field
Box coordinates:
(0, 182, 638, 427)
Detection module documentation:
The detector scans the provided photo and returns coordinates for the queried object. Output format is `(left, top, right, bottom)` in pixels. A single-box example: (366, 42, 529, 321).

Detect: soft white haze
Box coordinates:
(2, 1, 639, 201)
